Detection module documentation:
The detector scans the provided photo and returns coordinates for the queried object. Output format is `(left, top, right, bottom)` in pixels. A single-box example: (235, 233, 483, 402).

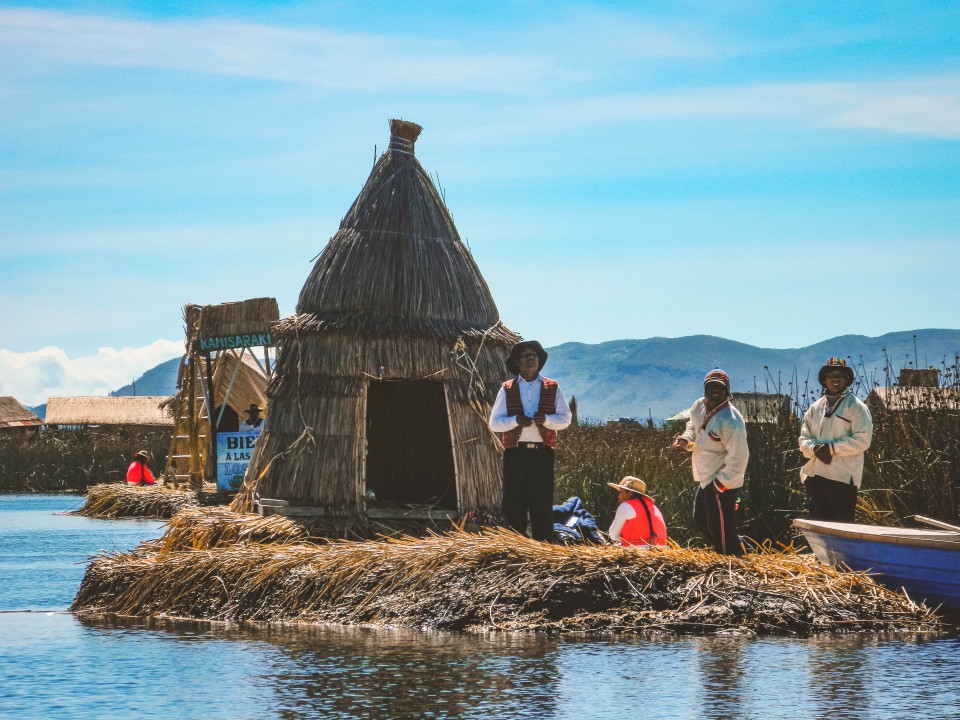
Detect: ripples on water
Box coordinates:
(2, 494, 959, 720)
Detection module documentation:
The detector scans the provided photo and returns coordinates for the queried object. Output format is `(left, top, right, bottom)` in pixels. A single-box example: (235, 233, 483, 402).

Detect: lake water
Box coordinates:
(2, 495, 959, 720)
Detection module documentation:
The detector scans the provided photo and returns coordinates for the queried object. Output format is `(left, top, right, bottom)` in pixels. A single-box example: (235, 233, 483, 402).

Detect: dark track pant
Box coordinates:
(693, 482, 743, 556)
(501, 446, 555, 542)
(805, 475, 857, 522)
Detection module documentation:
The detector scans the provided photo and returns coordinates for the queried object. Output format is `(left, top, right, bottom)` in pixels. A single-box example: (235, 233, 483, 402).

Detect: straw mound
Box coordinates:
(72, 483, 200, 519)
(72, 527, 940, 635)
(158, 507, 308, 552)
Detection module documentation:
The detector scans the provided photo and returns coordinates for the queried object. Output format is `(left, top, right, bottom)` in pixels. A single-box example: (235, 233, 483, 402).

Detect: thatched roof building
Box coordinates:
(866, 386, 960, 414)
(666, 392, 792, 426)
(247, 119, 520, 522)
(44, 396, 174, 427)
(0, 396, 43, 437)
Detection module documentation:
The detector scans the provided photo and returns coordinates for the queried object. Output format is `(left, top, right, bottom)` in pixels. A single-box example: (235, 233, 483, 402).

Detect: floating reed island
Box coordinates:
(71, 507, 942, 636)
(71, 483, 212, 519)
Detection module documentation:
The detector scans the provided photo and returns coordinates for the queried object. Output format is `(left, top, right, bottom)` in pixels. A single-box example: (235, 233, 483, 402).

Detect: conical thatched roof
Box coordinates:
(278, 119, 516, 343)
(247, 119, 520, 520)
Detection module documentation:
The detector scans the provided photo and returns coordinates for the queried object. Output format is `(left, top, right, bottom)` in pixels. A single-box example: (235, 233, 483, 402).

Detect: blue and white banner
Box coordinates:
(216, 431, 260, 492)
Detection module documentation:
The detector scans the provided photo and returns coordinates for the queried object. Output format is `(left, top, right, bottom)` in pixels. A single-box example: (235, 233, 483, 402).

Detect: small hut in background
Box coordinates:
(0, 396, 43, 439)
(247, 119, 520, 527)
(866, 368, 959, 416)
(44, 396, 174, 429)
(164, 298, 278, 489)
(665, 392, 792, 428)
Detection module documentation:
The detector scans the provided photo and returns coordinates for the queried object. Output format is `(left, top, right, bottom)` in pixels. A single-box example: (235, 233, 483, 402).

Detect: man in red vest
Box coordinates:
(489, 340, 572, 541)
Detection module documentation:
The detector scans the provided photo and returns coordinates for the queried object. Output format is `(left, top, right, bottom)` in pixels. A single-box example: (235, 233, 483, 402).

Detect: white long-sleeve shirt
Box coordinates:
(488, 374, 572, 443)
(679, 398, 749, 490)
(799, 390, 873, 487)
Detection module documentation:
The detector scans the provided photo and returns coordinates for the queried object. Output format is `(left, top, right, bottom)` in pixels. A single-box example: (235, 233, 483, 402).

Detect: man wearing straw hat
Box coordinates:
(125, 450, 156, 486)
(607, 476, 667, 547)
(799, 357, 873, 522)
(489, 340, 572, 542)
(670, 368, 749, 556)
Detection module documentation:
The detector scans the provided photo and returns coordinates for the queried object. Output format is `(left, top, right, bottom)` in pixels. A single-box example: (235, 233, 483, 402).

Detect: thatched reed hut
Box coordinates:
(665, 392, 792, 427)
(0, 396, 43, 438)
(44, 396, 174, 428)
(246, 119, 520, 524)
(867, 369, 959, 416)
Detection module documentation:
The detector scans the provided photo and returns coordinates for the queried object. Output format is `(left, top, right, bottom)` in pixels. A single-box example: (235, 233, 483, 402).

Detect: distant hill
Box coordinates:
(110, 357, 181, 398)
(97, 328, 960, 423)
(545, 329, 960, 421)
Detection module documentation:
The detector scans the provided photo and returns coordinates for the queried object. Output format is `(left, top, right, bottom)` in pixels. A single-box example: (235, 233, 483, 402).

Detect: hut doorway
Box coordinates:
(365, 380, 457, 510)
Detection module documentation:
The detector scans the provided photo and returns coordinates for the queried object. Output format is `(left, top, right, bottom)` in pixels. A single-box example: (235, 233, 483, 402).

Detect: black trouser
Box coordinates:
(805, 475, 857, 522)
(501, 446, 555, 541)
(693, 482, 743, 556)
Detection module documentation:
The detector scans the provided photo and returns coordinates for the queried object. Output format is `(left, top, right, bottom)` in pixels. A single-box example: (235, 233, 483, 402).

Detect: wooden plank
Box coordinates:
(255, 499, 457, 521)
(367, 508, 457, 520)
(914, 515, 960, 533)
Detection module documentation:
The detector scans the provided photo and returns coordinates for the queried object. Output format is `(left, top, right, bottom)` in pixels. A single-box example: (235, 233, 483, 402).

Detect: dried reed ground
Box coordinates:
(72, 508, 940, 636)
(71, 483, 200, 519)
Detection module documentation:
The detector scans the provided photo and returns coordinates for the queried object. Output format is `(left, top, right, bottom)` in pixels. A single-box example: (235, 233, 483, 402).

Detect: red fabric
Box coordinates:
(126, 460, 156, 485)
(620, 497, 667, 547)
(501, 377, 559, 449)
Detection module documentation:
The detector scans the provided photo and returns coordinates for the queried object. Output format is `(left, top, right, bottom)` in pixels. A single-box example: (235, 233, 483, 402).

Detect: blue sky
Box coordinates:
(2, 1, 959, 405)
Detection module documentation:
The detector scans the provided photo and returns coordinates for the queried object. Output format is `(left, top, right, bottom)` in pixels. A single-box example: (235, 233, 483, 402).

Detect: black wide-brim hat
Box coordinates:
(818, 356, 855, 386)
(505, 340, 548, 375)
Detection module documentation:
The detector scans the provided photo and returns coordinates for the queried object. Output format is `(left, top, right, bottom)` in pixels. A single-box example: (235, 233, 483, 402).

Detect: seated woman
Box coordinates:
(607, 476, 667, 547)
(126, 450, 156, 486)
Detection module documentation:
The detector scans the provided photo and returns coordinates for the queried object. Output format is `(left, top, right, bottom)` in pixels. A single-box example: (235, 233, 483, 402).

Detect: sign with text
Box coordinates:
(216, 431, 261, 492)
(195, 332, 274, 352)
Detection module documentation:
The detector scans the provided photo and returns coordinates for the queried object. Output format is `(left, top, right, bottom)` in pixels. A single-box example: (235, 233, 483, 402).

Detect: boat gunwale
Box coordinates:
(794, 518, 960, 551)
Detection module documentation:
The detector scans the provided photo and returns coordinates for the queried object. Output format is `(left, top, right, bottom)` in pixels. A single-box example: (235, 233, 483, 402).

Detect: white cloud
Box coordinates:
(548, 76, 960, 139)
(0, 8, 547, 93)
(0, 339, 184, 407)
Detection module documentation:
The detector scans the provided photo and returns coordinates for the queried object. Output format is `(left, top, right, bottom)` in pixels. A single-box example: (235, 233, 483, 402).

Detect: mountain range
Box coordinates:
(95, 329, 960, 422)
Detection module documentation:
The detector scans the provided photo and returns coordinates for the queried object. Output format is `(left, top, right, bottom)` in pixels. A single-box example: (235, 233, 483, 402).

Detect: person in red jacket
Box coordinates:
(607, 476, 667, 547)
(126, 450, 156, 486)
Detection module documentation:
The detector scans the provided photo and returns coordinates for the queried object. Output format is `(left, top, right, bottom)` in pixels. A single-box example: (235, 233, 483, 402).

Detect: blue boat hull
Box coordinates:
(796, 520, 960, 610)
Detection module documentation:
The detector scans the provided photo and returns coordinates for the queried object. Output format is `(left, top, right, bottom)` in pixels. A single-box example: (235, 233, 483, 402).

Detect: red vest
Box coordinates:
(620, 497, 667, 547)
(125, 460, 156, 485)
(501, 377, 559, 449)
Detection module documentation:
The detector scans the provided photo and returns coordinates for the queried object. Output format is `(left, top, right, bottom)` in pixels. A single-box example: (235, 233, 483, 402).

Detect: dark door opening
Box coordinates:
(214, 405, 239, 433)
(365, 380, 457, 509)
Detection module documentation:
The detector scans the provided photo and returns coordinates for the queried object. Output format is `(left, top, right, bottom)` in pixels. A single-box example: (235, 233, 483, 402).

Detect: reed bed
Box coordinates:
(71, 483, 199, 519)
(0, 427, 169, 493)
(158, 506, 307, 553)
(72, 527, 939, 636)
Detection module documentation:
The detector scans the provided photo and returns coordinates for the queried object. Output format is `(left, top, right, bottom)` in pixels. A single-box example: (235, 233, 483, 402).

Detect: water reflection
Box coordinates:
(74, 616, 960, 720)
(695, 637, 746, 718)
(79, 616, 565, 719)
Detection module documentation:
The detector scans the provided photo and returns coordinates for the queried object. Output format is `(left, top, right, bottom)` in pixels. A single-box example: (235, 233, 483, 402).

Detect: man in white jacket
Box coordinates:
(670, 368, 749, 556)
(799, 357, 873, 522)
